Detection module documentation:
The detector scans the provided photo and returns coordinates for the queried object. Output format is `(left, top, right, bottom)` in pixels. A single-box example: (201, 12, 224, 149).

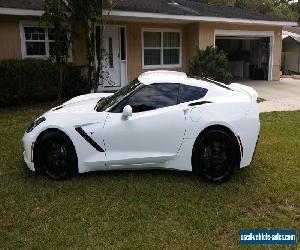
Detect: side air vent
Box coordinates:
(75, 127, 105, 152)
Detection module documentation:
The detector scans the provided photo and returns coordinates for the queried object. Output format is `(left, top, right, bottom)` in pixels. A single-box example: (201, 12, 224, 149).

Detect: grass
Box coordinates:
(0, 104, 299, 249)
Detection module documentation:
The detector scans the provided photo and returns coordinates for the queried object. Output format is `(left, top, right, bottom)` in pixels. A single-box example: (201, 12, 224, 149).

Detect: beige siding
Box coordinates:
(198, 22, 214, 49)
(185, 22, 200, 69)
(272, 30, 282, 80)
(122, 22, 188, 81)
(118, 21, 283, 81)
(72, 26, 88, 66)
(0, 16, 22, 59)
(0, 16, 88, 66)
(0, 15, 283, 81)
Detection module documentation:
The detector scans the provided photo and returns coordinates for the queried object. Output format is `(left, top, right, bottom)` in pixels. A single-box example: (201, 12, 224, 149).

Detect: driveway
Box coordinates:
(242, 78, 300, 113)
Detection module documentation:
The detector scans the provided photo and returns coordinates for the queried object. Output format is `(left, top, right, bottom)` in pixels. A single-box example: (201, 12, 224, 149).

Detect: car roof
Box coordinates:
(138, 70, 188, 85)
(138, 70, 231, 90)
(137, 71, 253, 102)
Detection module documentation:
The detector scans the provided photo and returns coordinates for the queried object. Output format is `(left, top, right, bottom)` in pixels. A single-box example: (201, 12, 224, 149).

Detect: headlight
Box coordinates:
(26, 117, 46, 133)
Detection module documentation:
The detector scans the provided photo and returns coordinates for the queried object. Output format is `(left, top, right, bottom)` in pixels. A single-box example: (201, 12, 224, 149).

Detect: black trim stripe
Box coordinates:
(75, 127, 105, 152)
(188, 101, 212, 106)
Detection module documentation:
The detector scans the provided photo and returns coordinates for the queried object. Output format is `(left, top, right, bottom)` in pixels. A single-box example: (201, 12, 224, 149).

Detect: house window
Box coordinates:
(24, 27, 48, 56)
(143, 30, 181, 69)
(23, 26, 53, 58)
(22, 24, 70, 59)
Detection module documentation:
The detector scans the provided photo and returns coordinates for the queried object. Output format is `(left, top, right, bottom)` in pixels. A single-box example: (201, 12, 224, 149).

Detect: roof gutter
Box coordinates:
(108, 10, 298, 26)
(0, 7, 297, 26)
(0, 7, 44, 16)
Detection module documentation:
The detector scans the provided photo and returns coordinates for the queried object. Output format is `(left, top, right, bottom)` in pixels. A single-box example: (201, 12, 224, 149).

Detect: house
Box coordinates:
(282, 26, 300, 74)
(0, 0, 297, 91)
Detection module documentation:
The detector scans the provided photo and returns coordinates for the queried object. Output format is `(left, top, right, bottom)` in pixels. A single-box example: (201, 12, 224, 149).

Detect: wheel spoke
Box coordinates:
(37, 135, 72, 180)
(198, 135, 234, 181)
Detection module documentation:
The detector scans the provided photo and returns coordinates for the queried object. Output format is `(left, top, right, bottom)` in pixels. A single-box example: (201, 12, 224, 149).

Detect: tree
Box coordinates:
(235, 0, 298, 21)
(42, 0, 117, 96)
(196, 0, 299, 21)
(290, 1, 300, 22)
(272, 1, 299, 21)
(189, 46, 232, 84)
(68, 0, 116, 92)
(41, 0, 73, 102)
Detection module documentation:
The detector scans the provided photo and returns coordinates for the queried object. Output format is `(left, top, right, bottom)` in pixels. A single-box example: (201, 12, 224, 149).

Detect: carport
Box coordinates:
(214, 30, 274, 81)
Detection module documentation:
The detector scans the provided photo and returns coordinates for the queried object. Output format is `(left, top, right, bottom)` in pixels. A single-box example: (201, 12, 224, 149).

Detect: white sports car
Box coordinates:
(23, 71, 260, 182)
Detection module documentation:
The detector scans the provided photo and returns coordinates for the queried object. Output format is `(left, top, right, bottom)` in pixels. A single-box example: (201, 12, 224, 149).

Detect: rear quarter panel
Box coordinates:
(185, 101, 260, 168)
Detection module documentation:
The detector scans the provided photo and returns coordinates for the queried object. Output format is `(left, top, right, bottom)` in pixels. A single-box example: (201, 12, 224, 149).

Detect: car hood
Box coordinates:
(48, 93, 113, 114)
(34, 93, 114, 129)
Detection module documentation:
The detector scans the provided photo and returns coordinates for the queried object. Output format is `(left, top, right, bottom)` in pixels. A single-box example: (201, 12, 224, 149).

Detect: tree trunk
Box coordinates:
(58, 66, 63, 103)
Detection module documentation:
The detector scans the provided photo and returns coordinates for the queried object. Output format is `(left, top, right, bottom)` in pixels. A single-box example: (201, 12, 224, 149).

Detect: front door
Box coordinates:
(103, 107, 186, 169)
(98, 26, 127, 91)
(102, 83, 186, 169)
(101, 26, 121, 88)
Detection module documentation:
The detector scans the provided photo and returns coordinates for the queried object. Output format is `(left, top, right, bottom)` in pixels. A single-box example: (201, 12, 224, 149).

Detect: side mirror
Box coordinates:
(122, 105, 132, 119)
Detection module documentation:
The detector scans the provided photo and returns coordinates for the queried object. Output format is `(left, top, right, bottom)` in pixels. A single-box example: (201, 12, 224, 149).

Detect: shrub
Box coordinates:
(189, 46, 232, 84)
(0, 59, 89, 107)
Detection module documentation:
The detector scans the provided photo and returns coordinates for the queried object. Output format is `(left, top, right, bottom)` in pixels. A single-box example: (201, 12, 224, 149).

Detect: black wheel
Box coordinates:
(192, 129, 239, 183)
(35, 131, 77, 180)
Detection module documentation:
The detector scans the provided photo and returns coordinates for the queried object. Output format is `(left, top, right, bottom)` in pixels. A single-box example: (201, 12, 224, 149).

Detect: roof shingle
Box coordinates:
(284, 26, 300, 35)
(0, 0, 44, 10)
(113, 0, 286, 21)
(0, 0, 288, 22)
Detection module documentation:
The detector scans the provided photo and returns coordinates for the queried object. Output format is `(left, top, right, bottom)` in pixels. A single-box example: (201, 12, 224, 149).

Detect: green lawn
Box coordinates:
(0, 104, 299, 249)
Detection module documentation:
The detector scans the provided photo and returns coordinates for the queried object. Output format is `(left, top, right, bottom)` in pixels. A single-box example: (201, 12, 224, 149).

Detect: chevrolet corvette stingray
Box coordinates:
(23, 71, 260, 182)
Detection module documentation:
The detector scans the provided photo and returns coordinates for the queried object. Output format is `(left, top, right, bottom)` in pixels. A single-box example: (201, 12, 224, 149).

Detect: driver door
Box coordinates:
(102, 83, 186, 169)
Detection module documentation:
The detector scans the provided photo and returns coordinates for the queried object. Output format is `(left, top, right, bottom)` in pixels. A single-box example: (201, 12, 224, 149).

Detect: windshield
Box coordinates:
(95, 79, 141, 112)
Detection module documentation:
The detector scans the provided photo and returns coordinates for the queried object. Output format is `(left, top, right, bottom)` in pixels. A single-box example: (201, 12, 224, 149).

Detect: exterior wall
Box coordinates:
(67, 21, 202, 81)
(273, 29, 282, 80)
(282, 37, 300, 73)
(72, 26, 87, 66)
(0, 15, 283, 81)
(197, 22, 282, 80)
(0, 16, 22, 59)
(185, 22, 200, 69)
(0, 15, 87, 66)
(117, 22, 189, 81)
(109, 21, 282, 81)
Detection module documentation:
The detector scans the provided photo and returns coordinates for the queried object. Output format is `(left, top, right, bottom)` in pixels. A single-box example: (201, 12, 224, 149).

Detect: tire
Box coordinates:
(34, 131, 78, 180)
(192, 128, 239, 183)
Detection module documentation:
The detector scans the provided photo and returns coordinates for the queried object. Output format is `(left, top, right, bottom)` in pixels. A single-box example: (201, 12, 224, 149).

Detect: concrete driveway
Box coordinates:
(242, 78, 300, 113)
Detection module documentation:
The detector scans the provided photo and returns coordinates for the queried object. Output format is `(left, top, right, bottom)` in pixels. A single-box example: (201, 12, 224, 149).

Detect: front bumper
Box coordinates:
(23, 151, 35, 171)
(22, 132, 36, 172)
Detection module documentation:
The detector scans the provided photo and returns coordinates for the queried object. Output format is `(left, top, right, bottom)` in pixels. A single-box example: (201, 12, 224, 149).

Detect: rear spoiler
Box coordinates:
(230, 83, 258, 103)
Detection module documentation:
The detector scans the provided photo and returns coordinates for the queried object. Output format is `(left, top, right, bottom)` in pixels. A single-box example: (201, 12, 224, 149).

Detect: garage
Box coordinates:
(215, 30, 274, 81)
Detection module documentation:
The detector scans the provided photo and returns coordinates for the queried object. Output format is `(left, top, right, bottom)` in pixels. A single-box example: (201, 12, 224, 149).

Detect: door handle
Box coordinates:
(183, 107, 189, 115)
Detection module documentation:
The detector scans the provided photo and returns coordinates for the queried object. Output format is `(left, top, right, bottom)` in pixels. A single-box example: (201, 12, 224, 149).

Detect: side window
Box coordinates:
(112, 83, 179, 113)
(178, 84, 208, 103)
